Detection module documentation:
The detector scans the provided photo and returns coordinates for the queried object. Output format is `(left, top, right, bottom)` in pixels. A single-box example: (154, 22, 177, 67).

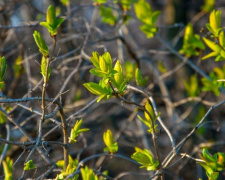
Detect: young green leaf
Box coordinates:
(206, 10, 223, 38)
(3, 157, 13, 180)
(113, 60, 127, 94)
(41, 56, 51, 83)
(179, 23, 205, 57)
(24, 160, 36, 171)
(81, 166, 98, 180)
(134, 0, 161, 38)
(131, 147, 159, 171)
(0, 110, 6, 124)
(60, 0, 70, 6)
(33, 31, 49, 57)
(0, 56, 7, 90)
(99, 6, 117, 26)
(40, 5, 65, 36)
(13, 55, 24, 78)
(113, 0, 135, 10)
(69, 119, 89, 143)
(103, 129, 118, 154)
(201, 0, 215, 12)
(184, 75, 199, 97)
(93, 0, 106, 5)
(56, 155, 79, 180)
(83, 82, 108, 95)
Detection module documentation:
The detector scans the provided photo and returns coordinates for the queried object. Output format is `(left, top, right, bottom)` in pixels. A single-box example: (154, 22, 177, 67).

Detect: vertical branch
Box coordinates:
(59, 108, 69, 170)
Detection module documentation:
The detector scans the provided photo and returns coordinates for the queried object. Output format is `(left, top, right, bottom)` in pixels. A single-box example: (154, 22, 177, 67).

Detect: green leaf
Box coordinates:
(60, 0, 70, 6)
(180, 23, 205, 57)
(13, 55, 24, 78)
(90, 52, 100, 69)
(33, 31, 49, 57)
(24, 160, 36, 171)
(207, 10, 222, 37)
(93, 0, 106, 5)
(81, 166, 98, 180)
(40, 5, 65, 36)
(113, 60, 126, 93)
(134, 0, 160, 38)
(99, 6, 117, 26)
(157, 61, 166, 73)
(131, 147, 159, 171)
(83, 82, 107, 95)
(103, 129, 118, 154)
(184, 75, 199, 97)
(69, 119, 89, 143)
(201, 0, 215, 12)
(144, 101, 155, 121)
(3, 157, 13, 180)
(0, 111, 6, 124)
(41, 56, 51, 82)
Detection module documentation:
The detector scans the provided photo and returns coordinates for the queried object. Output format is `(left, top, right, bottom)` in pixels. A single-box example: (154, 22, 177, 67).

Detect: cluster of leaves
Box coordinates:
(24, 160, 36, 171)
(134, 0, 161, 38)
(3, 157, 13, 180)
(183, 10, 225, 97)
(198, 148, 225, 180)
(56, 156, 79, 180)
(81, 166, 108, 180)
(84, 52, 147, 102)
(202, 10, 225, 61)
(201, 0, 215, 12)
(131, 147, 159, 171)
(93, 0, 160, 38)
(179, 23, 205, 57)
(137, 101, 158, 133)
(201, 65, 225, 96)
(103, 129, 118, 154)
(69, 119, 89, 143)
(33, 5, 65, 83)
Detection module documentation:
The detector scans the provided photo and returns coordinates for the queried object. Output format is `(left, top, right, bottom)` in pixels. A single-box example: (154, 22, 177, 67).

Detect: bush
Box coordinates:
(0, 0, 225, 179)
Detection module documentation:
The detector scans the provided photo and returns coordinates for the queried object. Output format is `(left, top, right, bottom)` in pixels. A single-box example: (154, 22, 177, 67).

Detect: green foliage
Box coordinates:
(56, 155, 79, 180)
(179, 23, 205, 57)
(33, 31, 49, 57)
(131, 147, 159, 171)
(41, 56, 51, 83)
(157, 61, 166, 74)
(40, 5, 65, 36)
(13, 56, 24, 78)
(3, 157, 13, 180)
(184, 75, 200, 97)
(134, 0, 161, 38)
(202, 31, 225, 61)
(84, 52, 128, 102)
(93, 0, 106, 5)
(81, 166, 98, 180)
(89, 52, 117, 80)
(198, 148, 225, 180)
(69, 119, 89, 143)
(99, 6, 117, 26)
(137, 101, 158, 133)
(112, 60, 127, 94)
(124, 61, 136, 81)
(201, 0, 215, 12)
(103, 129, 118, 154)
(0, 56, 7, 90)
(135, 68, 148, 86)
(0, 110, 6, 124)
(201, 65, 225, 96)
(206, 10, 223, 38)
(113, 0, 135, 10)
(60, 0, 70, 6)
(24, 160, 36, 171)
(195, 106, 206, 135)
